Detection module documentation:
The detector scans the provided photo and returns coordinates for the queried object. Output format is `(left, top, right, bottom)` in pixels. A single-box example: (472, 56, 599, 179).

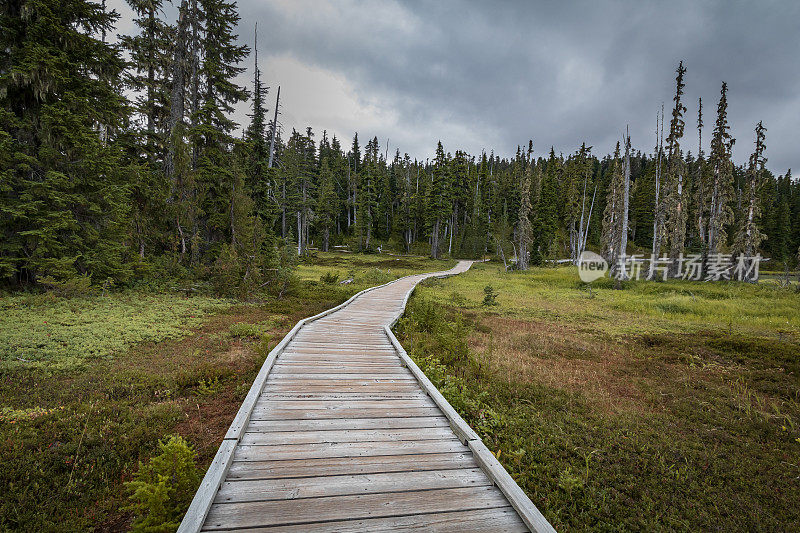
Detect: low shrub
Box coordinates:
(482, 284, 499, 306)
(320, 271, 340, 284)
(125, 435, 200, 532)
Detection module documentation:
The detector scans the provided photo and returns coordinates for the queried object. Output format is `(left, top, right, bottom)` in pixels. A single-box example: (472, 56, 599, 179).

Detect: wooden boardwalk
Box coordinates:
(179, 261, 554, 532)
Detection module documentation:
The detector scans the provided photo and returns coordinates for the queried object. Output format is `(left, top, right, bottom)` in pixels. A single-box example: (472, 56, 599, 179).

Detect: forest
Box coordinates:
(2, 0, 800, 296)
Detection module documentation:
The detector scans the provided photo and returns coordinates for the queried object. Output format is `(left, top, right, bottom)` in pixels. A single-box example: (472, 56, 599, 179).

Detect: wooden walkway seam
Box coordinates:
(178, 261, 555, 533)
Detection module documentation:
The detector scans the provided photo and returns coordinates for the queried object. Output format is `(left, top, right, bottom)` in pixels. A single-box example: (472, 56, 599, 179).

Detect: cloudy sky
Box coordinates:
(111, 0, 800, 173)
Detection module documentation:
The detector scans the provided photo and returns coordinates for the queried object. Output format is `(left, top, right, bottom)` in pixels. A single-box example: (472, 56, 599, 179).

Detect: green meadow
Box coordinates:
(397, 262, 800, 531)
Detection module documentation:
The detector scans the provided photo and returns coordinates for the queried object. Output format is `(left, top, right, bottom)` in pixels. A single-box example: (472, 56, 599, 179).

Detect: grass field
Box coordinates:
(295, 251, 455, 291)
(397, 262, 800, 531)
(0, 252, 452, 531)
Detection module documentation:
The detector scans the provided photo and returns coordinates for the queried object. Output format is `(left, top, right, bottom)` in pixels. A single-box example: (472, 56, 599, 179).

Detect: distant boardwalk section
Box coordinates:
(179, 260, 555, 532)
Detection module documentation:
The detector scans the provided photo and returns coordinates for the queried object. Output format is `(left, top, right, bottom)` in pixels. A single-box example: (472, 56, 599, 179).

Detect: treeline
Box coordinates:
(2, 1, 798, 293)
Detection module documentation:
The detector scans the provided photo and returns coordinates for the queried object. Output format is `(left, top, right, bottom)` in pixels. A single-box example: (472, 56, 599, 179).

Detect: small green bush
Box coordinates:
(125, 435, 200, 533)
(38, 274, 93, 297)
(482, 285, 499, 306)
(228, 322, 262, 338)
(359, 267, 393, 285)
(320, 271, 340, 284)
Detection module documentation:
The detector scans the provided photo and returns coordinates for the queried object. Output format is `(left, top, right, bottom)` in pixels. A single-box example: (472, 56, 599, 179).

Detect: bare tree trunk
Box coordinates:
(281, 179, 286, 238)
(581, 183, 597, 254)
(165, 0, 188, 183)
(189, 0, 199, 169)
(708, 167, 720, 252)
(176, 215, 187, 256)
(230, 181, 237, 246)
(448, 217, 454, 256)
(618, 129, 631, 279)
(495, 237, 508, 270)
(649, 105, 665, 279)
(575, 172, 588, 264)
(296, 212, 302, 255)
(268, 86, 280, 168)
(431, 218, 440, 259)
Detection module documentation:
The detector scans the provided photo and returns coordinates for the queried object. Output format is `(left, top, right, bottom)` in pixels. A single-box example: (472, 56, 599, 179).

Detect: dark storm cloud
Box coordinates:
(114, 0, 800, 172)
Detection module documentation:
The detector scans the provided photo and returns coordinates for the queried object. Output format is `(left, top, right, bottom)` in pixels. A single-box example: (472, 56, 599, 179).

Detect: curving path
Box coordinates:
(179, 261, 554, 532)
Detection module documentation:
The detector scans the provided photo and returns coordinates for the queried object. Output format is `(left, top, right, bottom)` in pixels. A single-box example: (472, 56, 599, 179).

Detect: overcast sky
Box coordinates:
(111, 0, 800, 174)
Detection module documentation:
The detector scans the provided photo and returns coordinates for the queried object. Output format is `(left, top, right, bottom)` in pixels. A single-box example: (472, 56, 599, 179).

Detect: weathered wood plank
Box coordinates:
(278, 353, 398, 360)
(253, 398, 436, 410)
(260, 384, 422, 393)
(234, 438, 468, 461)
(256, 392, 429, 400)
(244, 416, 450, 432)
(201, 486, 512, 530)
(239, 426, 455, 445)
(225, 452, 479, 480)
(266, 373, 414, 380)
(214, 468, 492, 504)
(200, 507, 527, 533)
(271, 363, 402, 371)
(249, 406, 443, 420)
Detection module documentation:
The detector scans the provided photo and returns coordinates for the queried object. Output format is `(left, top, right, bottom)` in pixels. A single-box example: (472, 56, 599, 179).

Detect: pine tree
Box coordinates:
(733, 121, 767, 280)
(120, 0, 173, 259)
(355, 137, 378, 251)
(708, 82, 736, 254)
(664, 61, 688, 276)
(120, 0, 173, 158)
(189, 0, 249, 259)
(602, 143, 624, 264)
(0, 0, 132, 284)
(394, 152, 413, 252)
(692, 97, 711, 254)
(316, 156, 338, 251)
(244, 23, 272, 226)
(770, 172, 792, 262)
(282, 128, 316, 255)
(515, 155, 533, 270)
(530, 149, 558, 264)
(427, 141, 451, 259)
(568, 143, 595, 263)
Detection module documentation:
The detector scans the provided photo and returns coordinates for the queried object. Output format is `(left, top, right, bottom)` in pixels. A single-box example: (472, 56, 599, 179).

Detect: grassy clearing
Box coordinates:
(0, 253, 451, 531)
(0, 293, 232, 372)
(295, 251, 455, 292)
(397, 262, 800, 531)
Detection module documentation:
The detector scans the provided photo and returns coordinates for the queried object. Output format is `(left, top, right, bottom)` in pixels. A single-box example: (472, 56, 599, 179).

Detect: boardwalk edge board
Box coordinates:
(178, 261, 556, 533)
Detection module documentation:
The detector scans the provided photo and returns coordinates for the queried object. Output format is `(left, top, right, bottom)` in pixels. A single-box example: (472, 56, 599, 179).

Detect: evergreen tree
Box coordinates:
(530, 149, 558, 264)
(733, 121, 767, 280)
(282, 128, 316, 255)
(316, 156, 338, 251)
(664, 61, 688, 276)
(355, 137, 378, 251)
(602, 143, 624, 263)
(244, 23, 273, 226)
(394, 151, 413, 252)
(0, 0, 132, 284)
(347, 133, 361, 231)
(191, 0, 249, 256)
(515, 156, 533, 270)
(120, 0, 173, 158)
(692, 97, 711, 253)
(427, 141, 451, 259)
(708, 82, 736, 253)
